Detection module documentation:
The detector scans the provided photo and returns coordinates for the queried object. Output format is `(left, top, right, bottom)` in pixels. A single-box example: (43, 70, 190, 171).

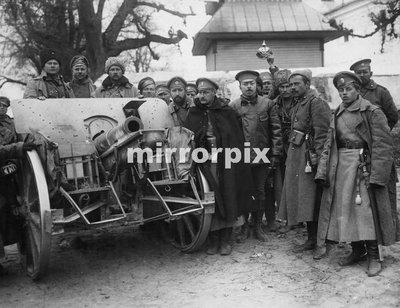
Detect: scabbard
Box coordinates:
(367, 187, 384, 261)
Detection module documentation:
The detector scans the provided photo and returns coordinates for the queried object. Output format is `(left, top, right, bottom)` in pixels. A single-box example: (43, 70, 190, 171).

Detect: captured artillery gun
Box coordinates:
(10, 98, 215, 280)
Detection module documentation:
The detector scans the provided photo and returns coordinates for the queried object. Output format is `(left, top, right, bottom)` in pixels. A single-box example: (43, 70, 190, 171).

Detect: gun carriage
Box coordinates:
(9, 97, 215, 280)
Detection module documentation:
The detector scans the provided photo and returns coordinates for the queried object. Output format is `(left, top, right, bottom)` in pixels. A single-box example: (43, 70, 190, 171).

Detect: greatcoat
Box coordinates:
(315, 96, 396, 246)
(278, 89, 331, 225)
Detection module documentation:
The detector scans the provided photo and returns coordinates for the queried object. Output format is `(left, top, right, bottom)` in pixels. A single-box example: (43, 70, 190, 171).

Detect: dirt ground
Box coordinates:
(1, 207, 400, 307)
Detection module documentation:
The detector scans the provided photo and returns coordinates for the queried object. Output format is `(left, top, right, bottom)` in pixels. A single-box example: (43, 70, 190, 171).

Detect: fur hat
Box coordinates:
(40, 48, 62, 68)
(105, 57, 126, 74)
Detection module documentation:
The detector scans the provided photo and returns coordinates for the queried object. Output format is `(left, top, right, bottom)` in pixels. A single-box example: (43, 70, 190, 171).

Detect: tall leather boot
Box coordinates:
(206, 231, 220, 255)
(338, 241, 367, 266)
(253, 210, 268, 242)
(264, 193, 278, 232)
(236, 214, 250, 243)
(220, 227, 233, 256)
(293, 221, 317, 253)
(366, 240, 382, 277)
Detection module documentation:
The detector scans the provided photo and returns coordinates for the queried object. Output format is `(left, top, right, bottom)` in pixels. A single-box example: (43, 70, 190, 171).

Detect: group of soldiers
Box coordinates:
(0, 48, 399, 278)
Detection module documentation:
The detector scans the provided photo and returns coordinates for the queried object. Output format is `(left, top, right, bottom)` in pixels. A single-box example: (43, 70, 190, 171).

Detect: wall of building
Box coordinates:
(205, 39, 323, 71)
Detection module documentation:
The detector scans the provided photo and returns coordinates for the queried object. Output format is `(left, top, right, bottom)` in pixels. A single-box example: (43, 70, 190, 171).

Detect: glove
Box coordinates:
(22, 141, 37, 152)
(270, 156, 280, 169)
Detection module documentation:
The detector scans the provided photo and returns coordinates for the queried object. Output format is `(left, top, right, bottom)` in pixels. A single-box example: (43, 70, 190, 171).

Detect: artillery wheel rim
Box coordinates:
(17, 150, 52, 280)
(162, 167, 212, 253)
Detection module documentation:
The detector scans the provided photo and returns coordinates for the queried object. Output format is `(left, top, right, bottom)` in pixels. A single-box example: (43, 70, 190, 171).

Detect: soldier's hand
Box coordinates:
(267, 55, 274, 65)
(23, 141, 37, 152)
(37, 96, 46, 100)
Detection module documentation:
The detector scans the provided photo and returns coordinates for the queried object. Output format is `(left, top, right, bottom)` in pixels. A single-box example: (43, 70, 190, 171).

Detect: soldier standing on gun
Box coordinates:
(350, 59, 399, 240)
(230, 70, 282, 242)
(315, 72, 396, 276)
(278, 69, 331, 253)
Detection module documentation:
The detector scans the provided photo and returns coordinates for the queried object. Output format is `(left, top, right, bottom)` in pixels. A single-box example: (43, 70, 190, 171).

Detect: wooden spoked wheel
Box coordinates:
(162, 167, 213, 253)
(17, 150, 52, 280)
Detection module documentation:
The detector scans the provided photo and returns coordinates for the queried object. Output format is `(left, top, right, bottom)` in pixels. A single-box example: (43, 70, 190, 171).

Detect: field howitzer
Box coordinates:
(10, 97, 215, 280)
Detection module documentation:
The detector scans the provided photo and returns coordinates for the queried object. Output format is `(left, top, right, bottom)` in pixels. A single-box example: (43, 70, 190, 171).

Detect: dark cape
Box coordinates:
(184, 97, 256, 222)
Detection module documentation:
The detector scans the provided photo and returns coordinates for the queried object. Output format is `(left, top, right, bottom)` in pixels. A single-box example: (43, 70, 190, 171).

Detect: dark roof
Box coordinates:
(193, 0, 342, 55)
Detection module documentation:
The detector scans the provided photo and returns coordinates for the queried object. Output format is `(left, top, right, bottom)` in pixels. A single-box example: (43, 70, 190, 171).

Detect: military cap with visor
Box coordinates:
(349, 59, 371, 71)
(196, 78, 219, 91)
(186, 83, 198, 94)
(138, 77, 156, 92)
(235, 70, 260, 82)
(333, 71, 362, 89)
(167, 76, 187, 89)
(0, 96, 10, 107)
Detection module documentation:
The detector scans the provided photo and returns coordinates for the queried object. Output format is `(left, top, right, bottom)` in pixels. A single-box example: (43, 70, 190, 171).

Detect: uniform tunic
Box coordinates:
(326, 103, 376, 242)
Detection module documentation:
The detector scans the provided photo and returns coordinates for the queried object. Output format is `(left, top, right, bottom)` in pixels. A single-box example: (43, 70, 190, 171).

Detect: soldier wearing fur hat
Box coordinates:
(95, 57, 138, 98)
(23, 49, 74, 99)
(138, 77, 156, 98)
(184, 77, 254, 256)
(315, 71, 395, 276)
(230, 70, 282, 243)
(68, 55, 96, 98)
(350, 59, 399, 241)
(167, 76, 191, 126)
(277, 69, 331, 253)
(263, 69, 295, 233)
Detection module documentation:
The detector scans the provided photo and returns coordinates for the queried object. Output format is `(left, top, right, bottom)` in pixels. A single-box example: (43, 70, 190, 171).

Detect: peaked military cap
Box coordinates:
(260, 71, 272, 82)
(235, 70, 259, 82)
(186, 83, 198, 94)
(196, 78, 219, 90)
(333, 71, 362, 89)
(0, 96, 10, 107)
(167, 76, 187, 89)
(349, 59, 371, 71)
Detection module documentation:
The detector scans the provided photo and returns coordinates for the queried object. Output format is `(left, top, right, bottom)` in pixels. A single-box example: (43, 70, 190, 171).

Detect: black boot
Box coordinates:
(220, 228, 233, 256)
(236, 221, 250, 243)
(264, 196, 278, 232)
(253, 211, 268, 242)
(366, 240, 382, 277)
(206, 231, 219, 255)
(293, 221, 317, 253)
(338, 241, 367, 266)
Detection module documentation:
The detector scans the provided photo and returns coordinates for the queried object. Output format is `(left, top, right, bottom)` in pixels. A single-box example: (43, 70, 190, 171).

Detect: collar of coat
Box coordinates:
(362, 79, 377, 90)
(336, 96, 378, 117)
(70, 76, 92, 85)
(168, 99, 190, 114)
(296, 89, 316, 105)
(35, 71, 63, 83)
(240, 94, 258, 105)
(101, 75, 132, 90)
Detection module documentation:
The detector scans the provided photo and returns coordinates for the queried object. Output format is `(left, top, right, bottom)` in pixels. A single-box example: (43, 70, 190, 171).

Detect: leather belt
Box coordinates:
(337, 139, 366, 149)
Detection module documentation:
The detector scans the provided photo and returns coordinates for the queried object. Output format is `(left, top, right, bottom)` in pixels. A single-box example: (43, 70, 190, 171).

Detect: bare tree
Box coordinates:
(0, 0, 192, 81)
(328, 0, 400, 52)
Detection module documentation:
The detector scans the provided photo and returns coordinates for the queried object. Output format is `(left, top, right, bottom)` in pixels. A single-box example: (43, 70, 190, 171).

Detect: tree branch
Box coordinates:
(136, 1, 195, 18)
(109, 31, 187, 55)
(97, 0, 106, 18)
(0, 75, 27, 89)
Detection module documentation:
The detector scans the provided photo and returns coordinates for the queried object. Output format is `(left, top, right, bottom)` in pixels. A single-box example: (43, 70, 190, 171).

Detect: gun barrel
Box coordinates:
(94, 116, 143, 153)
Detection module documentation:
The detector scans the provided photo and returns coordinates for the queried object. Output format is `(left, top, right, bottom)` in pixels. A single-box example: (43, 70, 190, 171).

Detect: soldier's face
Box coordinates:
(290, 76, 308, 98)
(108, 66, 123, 81)
(278, 83, 292, 98)
(0, 102, 8, 116)
(72, 64, 88, 80)
(142, 84, 156, 98)
(43, 60, 60, 75)
(354, 68, 372, 85)
(198, 89, 215, 106)
(186, 91, 197, 100)
(157, 90, 171, 104)
(338, 83, 359, 105)
(262, 79, 273, 95)
(240, 79, 257, 97)
(171, 87, 186, 104)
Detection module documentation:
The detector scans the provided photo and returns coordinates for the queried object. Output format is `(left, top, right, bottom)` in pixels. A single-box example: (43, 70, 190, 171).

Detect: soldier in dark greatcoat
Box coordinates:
(315, 71, 396, 277)
(350, 59, 399, 241)
(184, 78, 254, 256)
(277, 69, 331, 253)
